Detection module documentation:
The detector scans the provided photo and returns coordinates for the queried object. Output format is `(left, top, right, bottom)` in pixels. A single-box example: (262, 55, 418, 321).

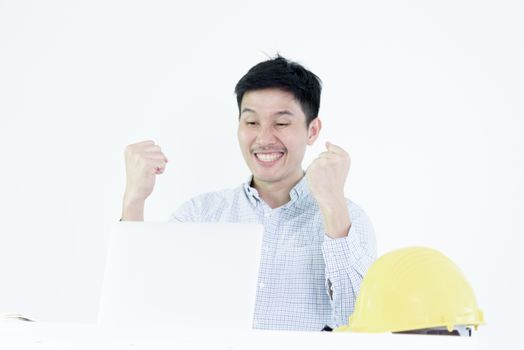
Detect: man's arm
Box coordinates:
(121, 140, 168, 221)
(306, 141, 376, 327)
(317, 196, 352, 238)
(121, 196, 146, 221)
(306, 141, 352, 239)
(321, 203, 376, 327)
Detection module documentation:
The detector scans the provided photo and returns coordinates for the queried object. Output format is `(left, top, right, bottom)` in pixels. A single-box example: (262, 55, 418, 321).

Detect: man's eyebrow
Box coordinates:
(274, 110, 294, 117)
(240, 108, 295, 117)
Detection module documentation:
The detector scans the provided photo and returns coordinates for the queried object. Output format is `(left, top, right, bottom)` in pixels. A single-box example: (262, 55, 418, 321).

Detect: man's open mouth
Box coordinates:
(254, 152, 285, 163)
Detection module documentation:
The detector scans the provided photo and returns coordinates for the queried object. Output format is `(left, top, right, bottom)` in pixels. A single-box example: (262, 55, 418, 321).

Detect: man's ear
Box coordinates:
(307, 118, 322, 145)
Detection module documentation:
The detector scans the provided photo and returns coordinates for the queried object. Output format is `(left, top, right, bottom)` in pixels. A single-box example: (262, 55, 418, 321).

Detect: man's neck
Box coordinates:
(252, 170, 305, 209)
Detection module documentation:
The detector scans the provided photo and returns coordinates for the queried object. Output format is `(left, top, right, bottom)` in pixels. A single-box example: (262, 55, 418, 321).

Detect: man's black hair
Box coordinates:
(234, 55, 322, 126)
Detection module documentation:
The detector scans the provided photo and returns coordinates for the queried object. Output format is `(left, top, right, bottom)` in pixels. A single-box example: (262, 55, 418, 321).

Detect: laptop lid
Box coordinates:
(98, 222, 263, 328)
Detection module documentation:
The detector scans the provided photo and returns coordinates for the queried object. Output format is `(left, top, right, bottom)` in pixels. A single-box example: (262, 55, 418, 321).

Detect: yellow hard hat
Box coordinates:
(336, 247, 485, 333)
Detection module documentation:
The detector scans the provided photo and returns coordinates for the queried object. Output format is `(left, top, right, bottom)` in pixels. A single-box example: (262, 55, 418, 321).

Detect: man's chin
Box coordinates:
(252, 174, 281, 184)
(248, 162, 304, 187)
(250, 171, 285, 186)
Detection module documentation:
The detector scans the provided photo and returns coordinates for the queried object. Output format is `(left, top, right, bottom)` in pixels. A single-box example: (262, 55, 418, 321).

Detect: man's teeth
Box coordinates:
(256, 152, 284, 162)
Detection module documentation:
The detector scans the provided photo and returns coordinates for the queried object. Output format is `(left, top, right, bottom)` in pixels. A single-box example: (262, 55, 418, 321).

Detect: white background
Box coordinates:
(0, 0, 522, 348)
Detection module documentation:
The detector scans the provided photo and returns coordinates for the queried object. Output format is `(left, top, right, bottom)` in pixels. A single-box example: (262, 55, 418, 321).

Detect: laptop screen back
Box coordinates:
(98, 222, 263, 328)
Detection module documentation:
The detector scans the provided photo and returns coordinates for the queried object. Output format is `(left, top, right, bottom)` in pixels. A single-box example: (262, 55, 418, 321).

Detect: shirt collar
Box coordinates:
(243, 175, 261, 206)
(289, 173, 309, 202)
(242, 173, 310, 208)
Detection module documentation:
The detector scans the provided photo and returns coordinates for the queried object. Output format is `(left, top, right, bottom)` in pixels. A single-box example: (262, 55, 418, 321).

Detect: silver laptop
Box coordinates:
(97, 222, 263, 328)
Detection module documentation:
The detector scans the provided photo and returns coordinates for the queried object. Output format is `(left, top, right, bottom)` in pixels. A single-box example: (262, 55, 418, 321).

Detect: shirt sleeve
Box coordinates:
(169, 198, 198, 222)
(320, 200, 377, 328)
(167, 191, 229, 222)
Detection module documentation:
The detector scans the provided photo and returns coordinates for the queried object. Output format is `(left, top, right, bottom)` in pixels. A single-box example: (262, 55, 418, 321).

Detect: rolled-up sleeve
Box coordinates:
(321, 201, 377, 328)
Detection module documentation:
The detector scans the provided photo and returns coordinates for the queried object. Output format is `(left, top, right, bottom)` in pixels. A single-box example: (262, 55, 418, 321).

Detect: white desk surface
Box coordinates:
(0, 322, 482, 350)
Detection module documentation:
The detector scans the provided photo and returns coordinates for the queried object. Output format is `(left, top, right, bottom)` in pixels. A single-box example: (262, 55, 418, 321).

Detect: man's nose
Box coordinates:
(256, 125, 277, 145)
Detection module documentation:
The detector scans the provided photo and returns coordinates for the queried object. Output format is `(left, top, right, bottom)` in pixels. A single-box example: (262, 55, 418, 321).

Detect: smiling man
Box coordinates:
(121, 55, 376, 331)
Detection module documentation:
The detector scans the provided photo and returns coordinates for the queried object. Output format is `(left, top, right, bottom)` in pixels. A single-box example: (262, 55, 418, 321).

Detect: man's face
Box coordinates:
(237, 88, 321, 187)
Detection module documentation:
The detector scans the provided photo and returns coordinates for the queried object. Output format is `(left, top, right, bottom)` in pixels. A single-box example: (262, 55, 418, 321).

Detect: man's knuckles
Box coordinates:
(125, 143, 162, 154)
(313, 156, 344, 167)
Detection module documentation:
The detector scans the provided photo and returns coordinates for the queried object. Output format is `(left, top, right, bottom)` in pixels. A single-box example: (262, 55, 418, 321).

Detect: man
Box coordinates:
(121, 55, 376, 331)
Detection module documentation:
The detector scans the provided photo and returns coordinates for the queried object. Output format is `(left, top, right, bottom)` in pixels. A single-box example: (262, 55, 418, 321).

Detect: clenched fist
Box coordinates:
(306, 142, 350, 205)
(122, 140, 168, 220)
(306, 142, 352, 238)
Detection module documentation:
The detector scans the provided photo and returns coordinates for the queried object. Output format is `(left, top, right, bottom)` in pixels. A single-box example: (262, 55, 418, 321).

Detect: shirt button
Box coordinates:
(259, 282, 265, 289)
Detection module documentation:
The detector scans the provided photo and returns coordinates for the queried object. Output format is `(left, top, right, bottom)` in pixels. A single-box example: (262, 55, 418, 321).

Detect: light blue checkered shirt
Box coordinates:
(169, 175, 376, 331)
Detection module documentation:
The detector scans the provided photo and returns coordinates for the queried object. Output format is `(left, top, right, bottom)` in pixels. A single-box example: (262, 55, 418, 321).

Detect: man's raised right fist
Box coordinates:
(123, 140, 169, 204)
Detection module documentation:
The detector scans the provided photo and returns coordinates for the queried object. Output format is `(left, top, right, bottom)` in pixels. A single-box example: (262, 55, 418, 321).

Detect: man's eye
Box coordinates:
(276, 123, 289, 127)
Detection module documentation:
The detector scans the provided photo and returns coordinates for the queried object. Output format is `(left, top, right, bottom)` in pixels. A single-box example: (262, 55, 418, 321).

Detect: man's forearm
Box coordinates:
(318, 196, 351, 239)
(121, 196, 145, 221)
